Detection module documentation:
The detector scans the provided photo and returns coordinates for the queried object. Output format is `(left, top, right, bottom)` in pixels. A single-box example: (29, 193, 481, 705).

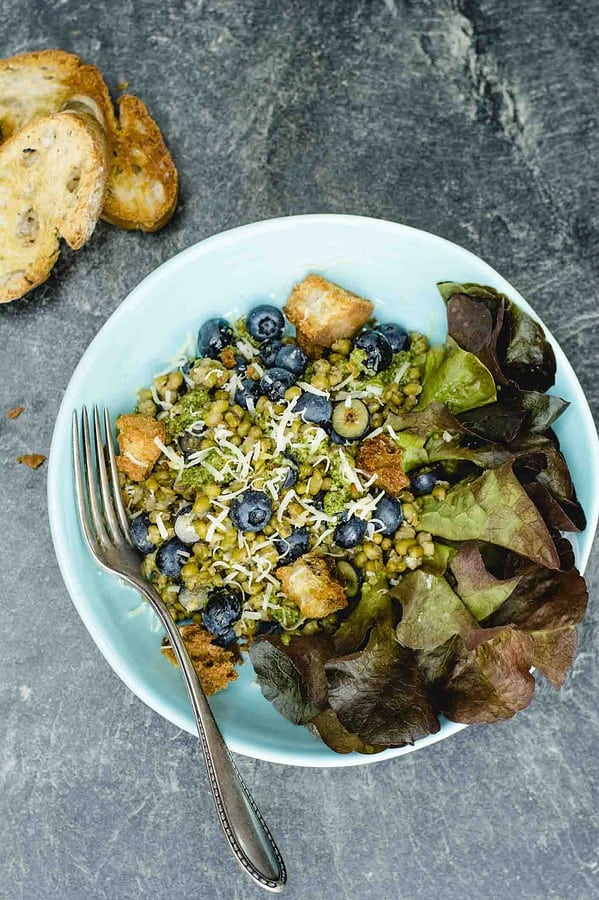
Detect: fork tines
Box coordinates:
(72, 407, 132, 560)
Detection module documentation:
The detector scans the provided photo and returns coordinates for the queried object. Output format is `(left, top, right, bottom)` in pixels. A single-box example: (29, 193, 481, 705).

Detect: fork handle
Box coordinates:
(133, 578, 286, 892)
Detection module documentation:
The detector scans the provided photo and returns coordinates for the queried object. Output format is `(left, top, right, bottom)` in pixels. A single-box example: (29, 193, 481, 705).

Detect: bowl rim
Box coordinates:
(48, 213, 599, 767)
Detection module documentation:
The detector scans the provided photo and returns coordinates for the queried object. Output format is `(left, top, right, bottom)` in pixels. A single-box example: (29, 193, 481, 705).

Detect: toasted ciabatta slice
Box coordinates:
(0, 50, 178, 232)
(0, 111, 109, 303)
(284, 274, 374, 349)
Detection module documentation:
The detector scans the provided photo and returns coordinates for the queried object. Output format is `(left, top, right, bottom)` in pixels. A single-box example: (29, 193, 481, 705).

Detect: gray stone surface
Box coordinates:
(1, 0, 598, 897)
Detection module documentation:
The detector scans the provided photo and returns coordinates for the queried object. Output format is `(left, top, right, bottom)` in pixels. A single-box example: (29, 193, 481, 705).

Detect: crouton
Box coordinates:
(356, 434, 410, 495)
(276, 553, 348, 620)
(162, 625, 238, 696)
(296, 328, 325, 360)
(284, 274, 374, 348)
(115, 413, 165, 481)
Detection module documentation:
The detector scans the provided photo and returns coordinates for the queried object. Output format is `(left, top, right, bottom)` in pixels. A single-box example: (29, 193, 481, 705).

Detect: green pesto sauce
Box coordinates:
(167, 389, 210, 438)
(178, 450, 230, 488)
(323, 487, 352, 515)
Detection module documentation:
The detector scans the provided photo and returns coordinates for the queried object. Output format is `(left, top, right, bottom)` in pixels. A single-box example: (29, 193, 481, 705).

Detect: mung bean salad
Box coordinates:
(115, 274, 589, 754)
(118, 275, 433, 637)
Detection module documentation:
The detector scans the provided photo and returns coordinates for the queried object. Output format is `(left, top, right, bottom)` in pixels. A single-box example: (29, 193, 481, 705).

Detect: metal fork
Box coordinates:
(72, 406, 286, 892)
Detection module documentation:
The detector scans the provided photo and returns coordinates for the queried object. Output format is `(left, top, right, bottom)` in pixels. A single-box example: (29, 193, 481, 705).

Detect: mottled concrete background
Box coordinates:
(1, 1, 598, 898)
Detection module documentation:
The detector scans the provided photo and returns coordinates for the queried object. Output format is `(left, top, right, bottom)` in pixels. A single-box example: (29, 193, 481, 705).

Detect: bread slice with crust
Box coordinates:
(0, 110, 109, 303)
(0, 49, 178, 232)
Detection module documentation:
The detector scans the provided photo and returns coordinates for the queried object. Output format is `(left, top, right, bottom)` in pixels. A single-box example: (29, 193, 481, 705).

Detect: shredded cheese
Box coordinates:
(312, 527, 334, 548)
(297, 381, 329, 397)
(236, 339, 256, 359)
(393, 361, 410, 384)
(206, 508, 229, 541)
(124, 450, 146, 468)
(386, 423, 401, 443)
(277, 489, 297, 522)
(338, 448, 363, 491)
(155, 513, 168, 540)
(153, 436, 184, 470)
(150, 383, 172, 410)
(309, 428, 327, 453)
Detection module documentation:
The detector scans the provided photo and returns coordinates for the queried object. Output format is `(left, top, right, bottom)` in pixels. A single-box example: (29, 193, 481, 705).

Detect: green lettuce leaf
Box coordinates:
(488, 558, 588, 688)
(450, 542, 522, 620)
(432, 626, 536, 724)
(307, 709, 385, 755)
(417, 337, 497, 414)
(420, 541, 459, 575)
(389, 402, 470, 440)
(389, 430, 429, 471)
(325, 623, 440, 746)
(332, 575, 391, 655)
(418, 461, 560, 569)
(391, 570, 478, 650)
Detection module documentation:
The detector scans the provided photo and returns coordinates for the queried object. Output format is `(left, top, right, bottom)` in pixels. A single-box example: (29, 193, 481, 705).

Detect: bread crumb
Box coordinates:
(17, 453, 45, 469)
(115, 413, 165, 481)
(117, 81, 129, 91)
(161, 625, 238, 695)
(220, 347, 237, 369)
(356, 434, 409, 495)
(7, 406, 24, 419)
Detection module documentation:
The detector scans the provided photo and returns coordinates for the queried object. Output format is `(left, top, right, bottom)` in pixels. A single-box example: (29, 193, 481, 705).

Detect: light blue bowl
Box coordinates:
(48, 215, 599, 767)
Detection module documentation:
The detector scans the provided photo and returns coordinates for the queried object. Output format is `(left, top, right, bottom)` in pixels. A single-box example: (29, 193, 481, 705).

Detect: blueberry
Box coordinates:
(202, 587, 242, 643)
(230, 490, 273, 532)
(377, 323, 409, 353)
(372, 494, 403, 536)
(260, 367, 296, 401)
(259, 338, 283, 367)
(275, 525, 310, 565)
(294, 392, 332, 427)
(331, 399, 370, 441)
(197, 318, 234, 359)
(275, 344, 308, 377)
(282, 458, 298, 489)
(180, 359, 194, 376)
(257, 620, 283, 636)
(214, 628, 238, 647)
(177, 431, 203, 458)
(330, 429, 350, 445)
(234, 377, 260, 409)
(410, 469, 442, 497)
(130, 513, 153, 554)
(155, 537, 191, 578)
(246, 305, 285, 342)
(312, 491, 326, 510)
(233, 354, 248, 373)
(334, 514, 367, 549)
(174, 505, 198, 544)
(354, 330, 393, 372)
